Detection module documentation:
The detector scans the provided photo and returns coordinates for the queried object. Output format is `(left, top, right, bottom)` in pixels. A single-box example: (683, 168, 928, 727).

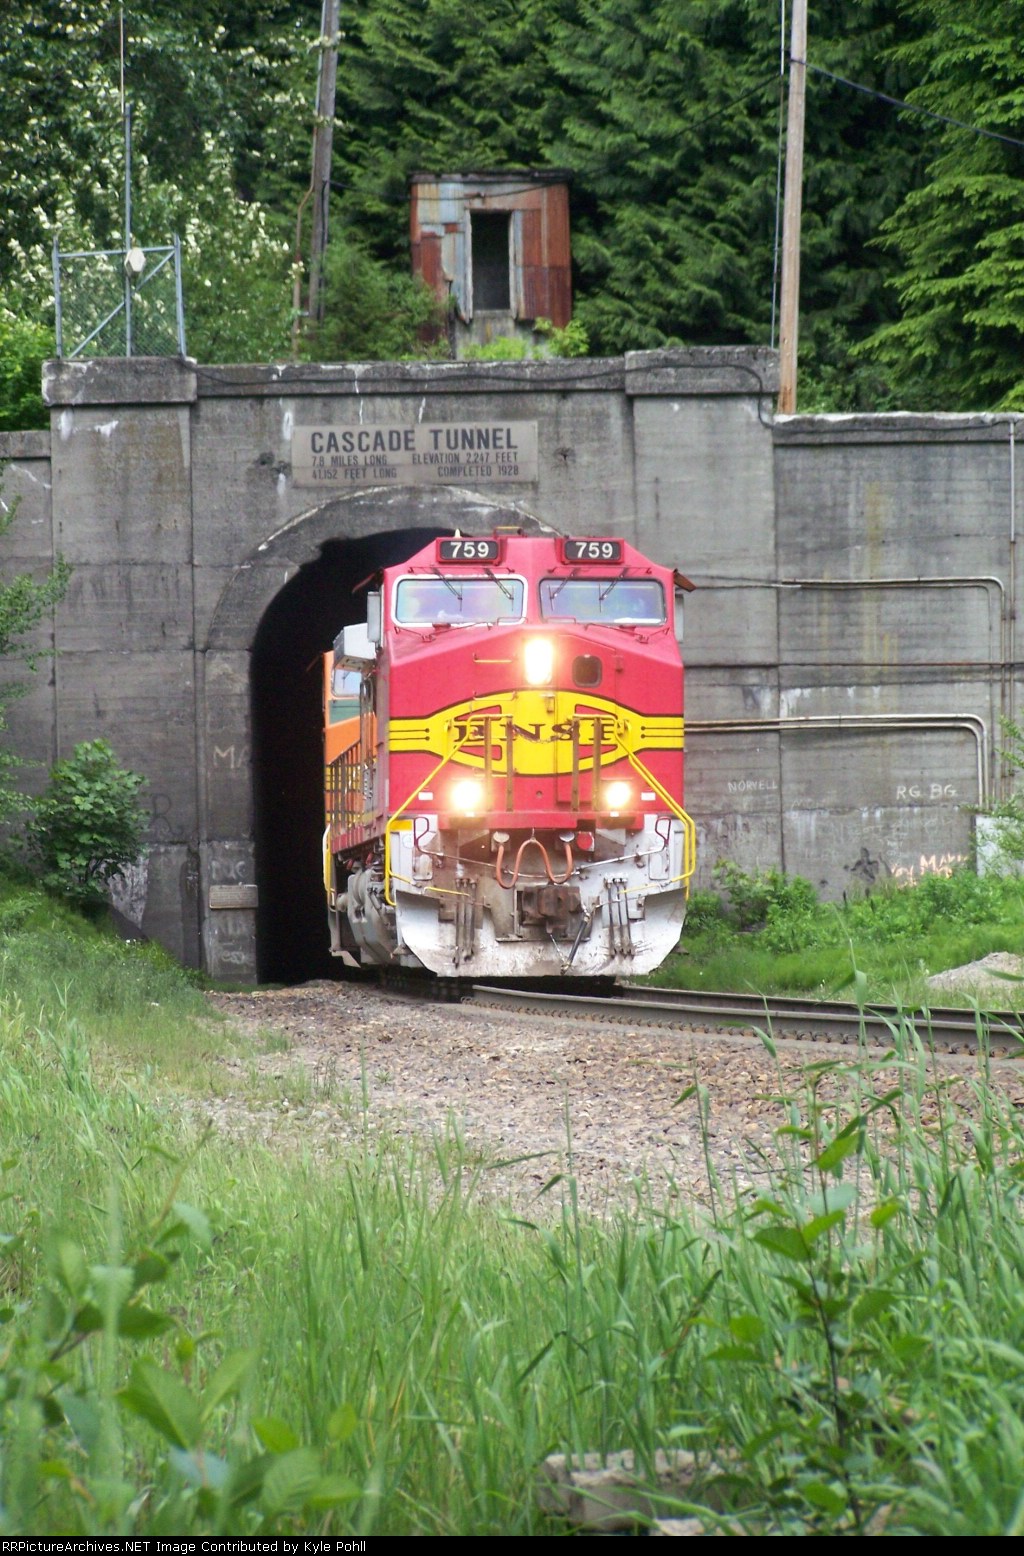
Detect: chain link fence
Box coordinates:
(53, 238, 186, 359)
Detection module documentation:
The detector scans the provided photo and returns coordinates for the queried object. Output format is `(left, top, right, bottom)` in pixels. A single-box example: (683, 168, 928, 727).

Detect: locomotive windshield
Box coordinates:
(394, 574, 525, 626)
(539, 576, 666, 625)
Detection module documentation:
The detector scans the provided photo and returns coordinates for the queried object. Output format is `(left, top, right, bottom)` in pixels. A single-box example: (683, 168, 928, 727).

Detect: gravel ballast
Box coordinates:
(200, 977, 1024, 1215)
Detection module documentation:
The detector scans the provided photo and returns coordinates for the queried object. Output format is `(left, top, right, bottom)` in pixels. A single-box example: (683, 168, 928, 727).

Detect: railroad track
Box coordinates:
(465, 981, 1024, 1054)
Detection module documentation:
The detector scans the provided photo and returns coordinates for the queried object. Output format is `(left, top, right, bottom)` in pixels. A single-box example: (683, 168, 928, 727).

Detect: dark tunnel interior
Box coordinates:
(251, 527, 448, 983)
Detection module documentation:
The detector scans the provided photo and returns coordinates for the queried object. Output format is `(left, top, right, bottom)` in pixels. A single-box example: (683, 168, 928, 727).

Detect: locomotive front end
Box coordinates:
(339, 532, 695, 977)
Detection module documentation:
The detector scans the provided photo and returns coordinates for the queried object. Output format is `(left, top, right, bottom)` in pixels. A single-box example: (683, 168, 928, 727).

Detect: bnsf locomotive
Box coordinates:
(322, 531, 695, 978)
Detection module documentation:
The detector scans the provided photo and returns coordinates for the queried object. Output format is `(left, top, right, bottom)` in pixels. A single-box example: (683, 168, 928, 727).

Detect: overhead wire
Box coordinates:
(805, 60, 1024, 153)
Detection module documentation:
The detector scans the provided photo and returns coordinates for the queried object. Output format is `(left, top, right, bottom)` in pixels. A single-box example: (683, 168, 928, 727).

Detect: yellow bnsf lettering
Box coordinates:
(391, 691, 682, 776)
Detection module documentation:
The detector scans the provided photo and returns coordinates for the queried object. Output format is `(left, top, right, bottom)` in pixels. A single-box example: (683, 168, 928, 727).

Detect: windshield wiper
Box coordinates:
(431, 567, 463, 603)
(599, 568, 629, 604)
(484, 567, 515, 603)
(547, 568, 578, 606)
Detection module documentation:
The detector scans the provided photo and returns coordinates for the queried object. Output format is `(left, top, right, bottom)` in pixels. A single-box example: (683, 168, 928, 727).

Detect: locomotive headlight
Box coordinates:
(524, 637, 554, 686)
(450, 778, 485, 814)
(604, 780, 633, 811)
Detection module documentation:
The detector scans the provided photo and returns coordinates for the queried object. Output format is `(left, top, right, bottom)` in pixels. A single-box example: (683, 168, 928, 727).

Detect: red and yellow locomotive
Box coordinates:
(323, 531, 695, 977)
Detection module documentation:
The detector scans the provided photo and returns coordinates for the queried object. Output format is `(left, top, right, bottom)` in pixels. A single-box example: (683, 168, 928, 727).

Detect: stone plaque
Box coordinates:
(209, 884, 259, 910)
(291, 421, 538, 486)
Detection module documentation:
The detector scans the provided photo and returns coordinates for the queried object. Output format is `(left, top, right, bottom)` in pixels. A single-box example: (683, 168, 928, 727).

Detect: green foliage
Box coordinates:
(680, 886, 727, 933)
(6, 893, 1024, 1531)
(461, 317, 591, 361)
(0, 314, 53, 431)
(713, 859, 820, 932)
(844, 868, 1024, 937)
(0, 0, 302, 373)
(459, 335, 531, 361)
(533, 316, 590, 357)
(0, 506, 71, 673)
(677, 1039, 1024, 1535)
(28, 740, 148, 905)
(707, 863, 832, 958)
(0, 1165, 359, 1535)
(544, 0, 924, 389)
(2, 0, 1022, 407)
(155, 147, 293, 365)
(861, 0, 1024, 409)
(304, 231, 451, 361)
(2, 0, 933, 404)
(666, 861, 1024, 1001)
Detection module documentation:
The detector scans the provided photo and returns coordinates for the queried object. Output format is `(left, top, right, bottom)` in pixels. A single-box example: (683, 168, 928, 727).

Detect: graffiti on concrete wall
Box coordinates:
(213, 742, 250, 770)
(843, 844, 969, 889)
(890, 852, 968, 885)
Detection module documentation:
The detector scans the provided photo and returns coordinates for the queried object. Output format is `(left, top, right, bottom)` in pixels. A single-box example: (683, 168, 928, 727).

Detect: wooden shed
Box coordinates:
(410, 170, 572, 350)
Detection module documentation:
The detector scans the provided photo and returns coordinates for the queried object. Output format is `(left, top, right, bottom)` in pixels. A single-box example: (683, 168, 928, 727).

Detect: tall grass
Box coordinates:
(0, 877, 231, 1083)
(3, 880, 1024, 1533)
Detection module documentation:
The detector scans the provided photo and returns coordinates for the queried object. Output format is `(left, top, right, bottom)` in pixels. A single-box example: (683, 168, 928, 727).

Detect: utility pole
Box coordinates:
(306, 0, 340, 332)
(777, 0, 807, 414)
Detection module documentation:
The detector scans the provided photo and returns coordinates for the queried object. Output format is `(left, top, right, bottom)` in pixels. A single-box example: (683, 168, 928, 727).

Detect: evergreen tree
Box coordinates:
(547, 0, 925, 405)
(331, 0, 559, 261)
(861, 0, 1024, 409)
(0, 0, 988, 408)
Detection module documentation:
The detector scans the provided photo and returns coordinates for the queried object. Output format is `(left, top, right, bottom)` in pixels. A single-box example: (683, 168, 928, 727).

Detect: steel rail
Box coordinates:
(467, 982, 1024, 1052)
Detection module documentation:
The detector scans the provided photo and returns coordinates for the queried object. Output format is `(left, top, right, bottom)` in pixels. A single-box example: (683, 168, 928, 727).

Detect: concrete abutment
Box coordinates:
(0, 352, 1011, 980)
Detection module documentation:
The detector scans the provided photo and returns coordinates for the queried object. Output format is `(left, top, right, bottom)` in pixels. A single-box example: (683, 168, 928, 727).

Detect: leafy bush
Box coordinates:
(0, 312, 52, 431)
(683, 887, 727, 933)
(845, 869, 1024, 939)
(307, 232, 451, 361)
(461, 317, 590, 361)
(533, 316, 589, 357)
(664, 860, 1024, 1001)
(28, 740, 148, 905)
(713, 861, 819, 932)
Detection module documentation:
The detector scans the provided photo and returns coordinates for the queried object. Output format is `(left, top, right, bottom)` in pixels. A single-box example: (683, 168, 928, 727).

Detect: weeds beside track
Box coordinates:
(4, 873, 1024, 1534)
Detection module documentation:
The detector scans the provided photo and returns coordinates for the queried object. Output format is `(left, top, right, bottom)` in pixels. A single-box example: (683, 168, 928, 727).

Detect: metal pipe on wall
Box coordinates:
(687, 713, 989, 810)
(778, 574, 1005, 799)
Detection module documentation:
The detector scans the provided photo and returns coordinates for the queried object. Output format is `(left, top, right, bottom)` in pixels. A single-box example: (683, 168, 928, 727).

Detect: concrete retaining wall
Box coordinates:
(0, 351, 1013, 979)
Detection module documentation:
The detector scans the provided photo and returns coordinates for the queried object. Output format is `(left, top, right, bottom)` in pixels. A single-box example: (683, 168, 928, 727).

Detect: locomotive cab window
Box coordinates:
(329, 664, 362, 718)
(539, 577, 665, 625)
(394, 575, 525, 626)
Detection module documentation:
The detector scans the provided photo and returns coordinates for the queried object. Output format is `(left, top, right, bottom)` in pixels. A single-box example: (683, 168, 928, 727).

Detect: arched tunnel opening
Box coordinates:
(251, 527, 448, 983)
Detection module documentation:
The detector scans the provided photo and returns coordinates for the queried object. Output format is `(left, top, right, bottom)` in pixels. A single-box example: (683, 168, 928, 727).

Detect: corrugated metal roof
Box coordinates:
(410, 168, 573, 185)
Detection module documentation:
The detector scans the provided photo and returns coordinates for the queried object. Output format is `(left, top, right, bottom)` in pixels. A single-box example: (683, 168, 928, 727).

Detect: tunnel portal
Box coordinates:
(250, 527, 447, 983)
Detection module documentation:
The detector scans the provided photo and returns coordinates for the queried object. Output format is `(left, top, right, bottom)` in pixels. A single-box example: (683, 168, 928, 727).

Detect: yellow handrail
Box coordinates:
(383, 722, 473, 905)
(611, 721, 696, 884)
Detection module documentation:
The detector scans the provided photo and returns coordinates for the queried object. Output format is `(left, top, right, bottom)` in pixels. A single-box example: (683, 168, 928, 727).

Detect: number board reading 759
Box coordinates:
(436, 538, 503, 563)
(559, 538, 624, 563)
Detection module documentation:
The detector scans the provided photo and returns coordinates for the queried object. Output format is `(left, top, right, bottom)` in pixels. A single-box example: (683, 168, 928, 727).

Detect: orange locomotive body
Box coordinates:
(323, 532, 696, 977)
